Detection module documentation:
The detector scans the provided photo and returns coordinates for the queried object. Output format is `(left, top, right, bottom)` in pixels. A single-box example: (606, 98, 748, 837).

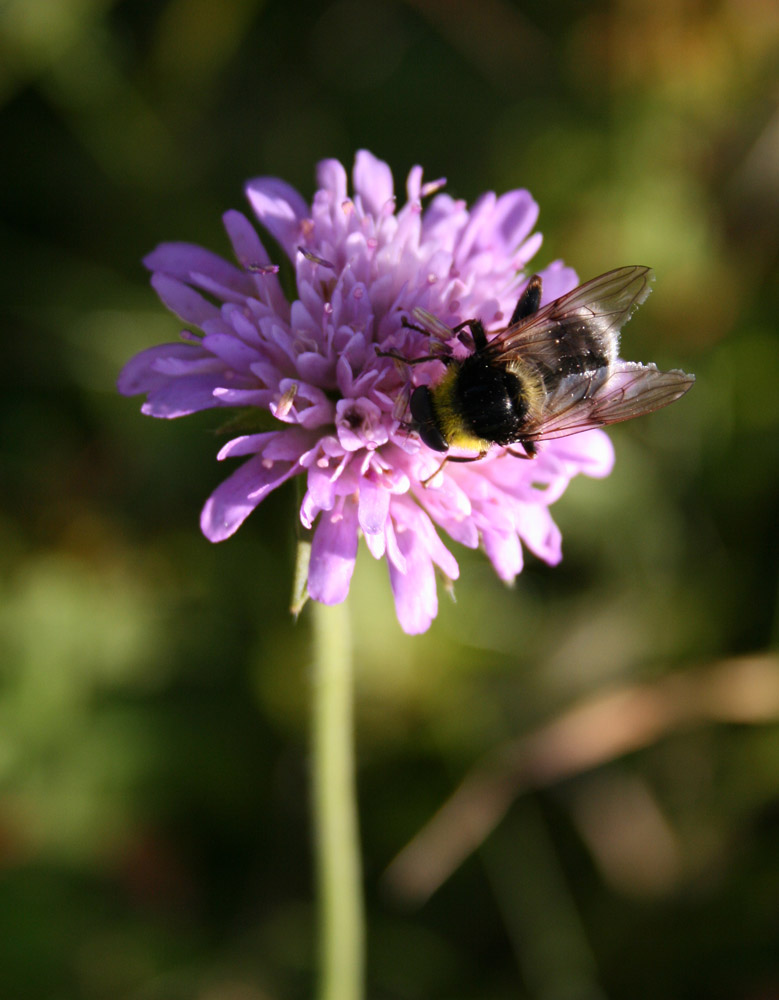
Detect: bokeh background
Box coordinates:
(2, 1, 779, 997)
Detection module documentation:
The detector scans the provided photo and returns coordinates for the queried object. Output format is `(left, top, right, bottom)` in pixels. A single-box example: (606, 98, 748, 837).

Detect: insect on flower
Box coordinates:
(380, 265, 695, 480)
(118, 150, 697, 632)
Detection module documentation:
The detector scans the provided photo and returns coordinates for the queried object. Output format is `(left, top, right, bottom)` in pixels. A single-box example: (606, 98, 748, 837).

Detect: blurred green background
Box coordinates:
(1, 0, 778, 997)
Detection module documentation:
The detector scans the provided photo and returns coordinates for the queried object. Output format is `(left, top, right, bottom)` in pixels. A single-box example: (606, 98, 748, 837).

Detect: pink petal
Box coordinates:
(300, 464, 338, 529)
(453, 191, 496, 263)
(516, 503, 563, 565)
(200, 332, 262, 369)
(150, 273, 221, 326)
(140, 376, 228, 418)
(357, 479, 390, 536)
(537, 261, 579, 304)
(144, 241, 252, 295)
(491, 190, 539, 250)
(482, 529, 523, 583)
(245, 177, 309, 258)
(212, 387, 272, 407)
(387, 523, 437, 635)
(117, 343, 206, 396)
(316, 158, 348, 202)
(353, 150, 394, 215)
(405, 164, 423, 202)
(308, 501, 359, 605)
(513, 231, 544, 268)
(550, 429, 615, 478)
(222, 210, 289, 315)
(221, 210, 272, 269)
(216, 432, 282, 461)
(201, 452, 302, 542)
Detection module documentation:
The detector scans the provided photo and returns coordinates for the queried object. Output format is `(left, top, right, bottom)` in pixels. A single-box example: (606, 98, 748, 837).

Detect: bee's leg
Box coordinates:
(447, 452, 488, 464)
(509, 274, 543, 325)
(421, 458, 448, 487)
(401, 317, 436, 336)
(375, 347, 453, 366)
(505, 441, 537, 460)
(421, 451, 488, 487)
(451, 318, 488, 352)
(402, 313, 487, 353)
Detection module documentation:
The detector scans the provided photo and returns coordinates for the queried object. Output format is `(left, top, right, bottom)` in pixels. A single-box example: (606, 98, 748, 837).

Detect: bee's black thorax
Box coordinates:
(401, 265, 691, 462)
(452, 356, 529, 446)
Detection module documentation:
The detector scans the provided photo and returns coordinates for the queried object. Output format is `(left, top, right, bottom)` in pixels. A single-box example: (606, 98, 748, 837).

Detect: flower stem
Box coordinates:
(311, 598, 364, 1000)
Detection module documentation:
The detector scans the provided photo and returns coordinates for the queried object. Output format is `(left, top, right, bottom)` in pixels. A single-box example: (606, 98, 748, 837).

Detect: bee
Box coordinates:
(382, 266, 694, 472)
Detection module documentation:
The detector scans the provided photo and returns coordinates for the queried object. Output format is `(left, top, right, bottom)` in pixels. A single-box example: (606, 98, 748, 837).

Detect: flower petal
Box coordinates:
(316, 158, 348, 202)
(308, 500, 359, 604)
(144, 241, 252, 295)
(353, 150, 394, 216)
(201, 332, 262, 369)
(140, 376, 229, 418)
(515, 503, 563, 565)
(387, 521, 438, 635)
(118, 343, 234, 417)
(222, 210, 290, 315)
(245, 177, 309, 258)
(200, 451, 302, 542)
(118, 342, 206, 397)
(216, 431, 282, 461)
(357, 478, 390, 536)
(121, 150, 626, 633)
(150, 273, 221, 326)
(482, 528, 523, 583)
(537, 261, 579, 304)
(491, 189, 539, 251)
(551, 429, 615, 478)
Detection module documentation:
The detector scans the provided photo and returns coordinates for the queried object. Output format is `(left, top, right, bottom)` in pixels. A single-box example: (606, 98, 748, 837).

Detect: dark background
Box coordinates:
(1, 1, 778, 997)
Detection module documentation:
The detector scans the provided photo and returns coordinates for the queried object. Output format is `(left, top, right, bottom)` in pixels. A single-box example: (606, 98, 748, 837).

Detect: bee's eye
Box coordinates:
(410, 387, 448, 452)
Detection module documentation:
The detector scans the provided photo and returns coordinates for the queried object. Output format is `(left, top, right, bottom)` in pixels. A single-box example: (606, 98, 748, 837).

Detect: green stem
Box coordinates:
(311, 598, 364, 1000)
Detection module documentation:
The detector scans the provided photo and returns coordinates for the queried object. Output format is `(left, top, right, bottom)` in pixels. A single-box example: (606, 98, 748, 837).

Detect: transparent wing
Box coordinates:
(482, 266, 654, 378)
(523, 362, 695, 441)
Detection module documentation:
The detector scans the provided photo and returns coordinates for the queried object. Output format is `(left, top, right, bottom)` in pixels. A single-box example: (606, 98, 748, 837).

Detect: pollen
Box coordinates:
(246, 261, 280, 275)
(298, 246, 334, 269)
(275, 383, 298, 418)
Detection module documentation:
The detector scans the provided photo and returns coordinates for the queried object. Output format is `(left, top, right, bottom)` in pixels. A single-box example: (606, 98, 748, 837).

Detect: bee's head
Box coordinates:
(410, 386, 448, 452)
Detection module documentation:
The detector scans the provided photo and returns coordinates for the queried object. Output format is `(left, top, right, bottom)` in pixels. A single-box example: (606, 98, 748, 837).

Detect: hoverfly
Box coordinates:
(381, 266, 694, 473)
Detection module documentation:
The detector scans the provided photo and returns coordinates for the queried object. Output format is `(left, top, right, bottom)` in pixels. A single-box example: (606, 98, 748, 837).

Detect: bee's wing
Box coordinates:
(523, 362, 695, 441)
(482, 266, 654, 376)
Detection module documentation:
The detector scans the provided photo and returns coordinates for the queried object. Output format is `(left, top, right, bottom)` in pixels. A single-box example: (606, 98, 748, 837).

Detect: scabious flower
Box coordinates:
(119, 151, 614, 633)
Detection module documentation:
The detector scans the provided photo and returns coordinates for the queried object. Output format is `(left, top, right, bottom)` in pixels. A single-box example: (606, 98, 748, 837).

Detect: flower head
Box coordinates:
(119, 151, 614, 633)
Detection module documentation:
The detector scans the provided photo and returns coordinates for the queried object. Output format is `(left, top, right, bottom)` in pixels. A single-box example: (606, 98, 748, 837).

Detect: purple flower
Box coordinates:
(119, 151, 614, 634)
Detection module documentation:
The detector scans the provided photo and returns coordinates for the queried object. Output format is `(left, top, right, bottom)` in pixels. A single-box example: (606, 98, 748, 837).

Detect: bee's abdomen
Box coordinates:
(453, 358, 530, 446)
